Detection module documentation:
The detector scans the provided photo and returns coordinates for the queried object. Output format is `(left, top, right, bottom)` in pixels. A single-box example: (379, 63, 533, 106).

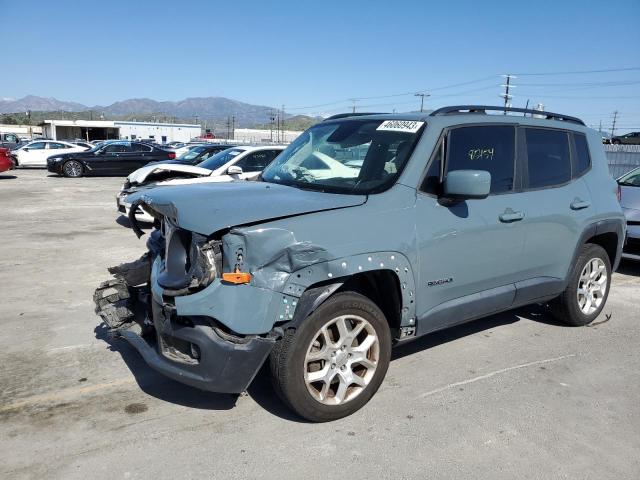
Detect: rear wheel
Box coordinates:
(63, 160, 83, 177)
(550, 243, 611, 326)
(270, 291, 391, 422)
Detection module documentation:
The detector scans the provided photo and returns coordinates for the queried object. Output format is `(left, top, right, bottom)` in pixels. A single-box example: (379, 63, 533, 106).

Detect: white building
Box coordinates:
(40, 119, 201, 143)
(0, 124, 43, 138)
(231, 128, 302, 144)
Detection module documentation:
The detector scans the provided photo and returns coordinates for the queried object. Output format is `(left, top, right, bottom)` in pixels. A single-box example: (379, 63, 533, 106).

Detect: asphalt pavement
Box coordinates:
(1, 169, 639, 479)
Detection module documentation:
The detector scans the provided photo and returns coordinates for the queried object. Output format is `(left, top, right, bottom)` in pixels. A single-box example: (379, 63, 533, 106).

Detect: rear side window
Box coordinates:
(447, 125, 515, 194)
(525, 128, 571, 188)
(132, 143, 152, 152)
(573, 133, 591, 176)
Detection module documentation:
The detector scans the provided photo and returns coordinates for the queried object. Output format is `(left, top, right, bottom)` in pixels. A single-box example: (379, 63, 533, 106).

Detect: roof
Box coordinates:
(322, 105, 587, 129)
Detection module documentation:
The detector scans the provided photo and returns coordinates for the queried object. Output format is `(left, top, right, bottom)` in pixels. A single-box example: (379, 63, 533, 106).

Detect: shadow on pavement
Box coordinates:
(617, 259, 640, 276)
(93, 301, 569, 422)
(115, 214, 153, 229)
(0, 174, 17, 180)
(94, 324, 238, 411)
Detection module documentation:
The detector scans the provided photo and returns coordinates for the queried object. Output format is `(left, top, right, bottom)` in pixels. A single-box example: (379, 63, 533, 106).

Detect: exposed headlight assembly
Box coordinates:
(157, 221, 222, 294)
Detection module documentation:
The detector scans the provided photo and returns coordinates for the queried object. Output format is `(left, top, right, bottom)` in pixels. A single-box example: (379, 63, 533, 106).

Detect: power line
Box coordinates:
(286, 75, 496, 110)
(513, 66, 640, 76)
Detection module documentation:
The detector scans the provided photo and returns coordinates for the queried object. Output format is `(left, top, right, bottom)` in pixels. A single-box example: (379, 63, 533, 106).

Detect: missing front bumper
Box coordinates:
(120, 302, 276, 393)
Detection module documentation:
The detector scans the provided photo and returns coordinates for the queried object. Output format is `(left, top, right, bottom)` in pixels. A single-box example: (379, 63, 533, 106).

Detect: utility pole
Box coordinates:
(281, 104, 285, 138)
(598, 119, 602, 133)
(414, 93, 430, 112)
(226, 116, 230, 140)
(350, 99, 358, 113)
(500, 74, 516, 113)
(231, 115, 235, 140)
(270, 110, 274, 142)
(611, 111, 618, 136)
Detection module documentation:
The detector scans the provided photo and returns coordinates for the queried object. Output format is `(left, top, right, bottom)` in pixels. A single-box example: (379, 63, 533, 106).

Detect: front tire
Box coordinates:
(550, 243, 611, 326)
(270, 291, 392, 422)
(62, 160, 83, 177)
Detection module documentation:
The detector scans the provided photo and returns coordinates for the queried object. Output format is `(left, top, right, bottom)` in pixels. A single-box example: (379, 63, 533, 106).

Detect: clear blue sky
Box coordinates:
(1, 0, 639, 131)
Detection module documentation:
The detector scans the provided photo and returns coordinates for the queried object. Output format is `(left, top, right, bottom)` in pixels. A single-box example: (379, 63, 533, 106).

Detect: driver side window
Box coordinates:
(421, 126, 515, 195)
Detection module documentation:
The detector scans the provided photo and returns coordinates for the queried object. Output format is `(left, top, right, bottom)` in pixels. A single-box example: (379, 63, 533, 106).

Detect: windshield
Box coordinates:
(178, 145, 209, 161)
(198, 147, 245, 171)
(261, 119, 424, 194)
(619, 167, 640, 187)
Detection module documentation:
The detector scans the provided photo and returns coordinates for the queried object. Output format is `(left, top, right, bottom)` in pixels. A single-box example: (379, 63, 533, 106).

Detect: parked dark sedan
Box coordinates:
(46, 141, 175, 177)
(618, 166, 640, 260)
(611, 132, 640, 145)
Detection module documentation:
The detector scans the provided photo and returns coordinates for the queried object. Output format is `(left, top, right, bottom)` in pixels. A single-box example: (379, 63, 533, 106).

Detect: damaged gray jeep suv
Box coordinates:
(95, 106, 625, 422)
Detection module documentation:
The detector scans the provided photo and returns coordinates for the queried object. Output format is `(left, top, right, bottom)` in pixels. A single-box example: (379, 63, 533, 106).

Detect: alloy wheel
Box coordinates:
(577, 257, 608, 315)
(304, 314, 379, 405)
(64, 161, 82, 177)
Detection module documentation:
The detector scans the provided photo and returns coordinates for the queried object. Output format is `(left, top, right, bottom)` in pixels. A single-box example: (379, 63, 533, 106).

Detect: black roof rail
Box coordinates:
(429, 105, 585, 126)
(323, 112, 388, 121)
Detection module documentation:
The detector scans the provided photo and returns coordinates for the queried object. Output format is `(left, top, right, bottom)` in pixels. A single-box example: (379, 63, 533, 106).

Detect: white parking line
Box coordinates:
(419, 354, 577, 398)
(46, 343, 99, 354)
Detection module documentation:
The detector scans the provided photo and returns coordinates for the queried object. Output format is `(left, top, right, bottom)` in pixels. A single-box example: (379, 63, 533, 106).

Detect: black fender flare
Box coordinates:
(283, 281, 344, 330)
(569, 218, 625, 277)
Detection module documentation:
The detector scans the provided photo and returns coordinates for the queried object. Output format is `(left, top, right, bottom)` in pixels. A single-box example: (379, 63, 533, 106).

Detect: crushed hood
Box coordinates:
(125, 181, 367, 235)
(128, 163, 211, 185)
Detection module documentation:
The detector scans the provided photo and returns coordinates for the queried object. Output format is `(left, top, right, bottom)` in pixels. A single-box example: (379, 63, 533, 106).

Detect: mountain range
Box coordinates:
(0, 95, 312, 128)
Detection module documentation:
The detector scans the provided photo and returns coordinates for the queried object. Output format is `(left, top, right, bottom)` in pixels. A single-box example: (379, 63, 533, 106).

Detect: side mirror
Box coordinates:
(443, 170, 491, 200)
(23, 147, 29, 152)
(227, 165, 243, 175)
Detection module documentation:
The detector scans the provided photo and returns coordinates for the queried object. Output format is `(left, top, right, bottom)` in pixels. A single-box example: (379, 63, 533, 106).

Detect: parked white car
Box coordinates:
(118, 145, 286, 222)
(13, 140, 90, 167)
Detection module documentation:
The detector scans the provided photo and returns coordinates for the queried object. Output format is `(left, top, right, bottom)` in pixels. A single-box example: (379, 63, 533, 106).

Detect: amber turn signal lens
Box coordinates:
(222, 271, 252, 284)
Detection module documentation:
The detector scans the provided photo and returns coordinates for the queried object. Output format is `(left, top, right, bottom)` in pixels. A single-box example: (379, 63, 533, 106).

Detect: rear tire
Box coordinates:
(62, 160, 83, 177)
(270, 291, 391, 422)
(550, 243, 611, 326)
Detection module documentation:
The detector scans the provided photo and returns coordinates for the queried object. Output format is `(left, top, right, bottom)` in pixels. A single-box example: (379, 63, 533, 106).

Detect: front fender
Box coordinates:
(282, 251, 417, 328)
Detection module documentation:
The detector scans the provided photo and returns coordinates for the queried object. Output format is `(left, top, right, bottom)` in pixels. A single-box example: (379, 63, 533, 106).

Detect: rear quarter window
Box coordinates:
(573, 133, 591, 177)
(525, 128, 571, 189)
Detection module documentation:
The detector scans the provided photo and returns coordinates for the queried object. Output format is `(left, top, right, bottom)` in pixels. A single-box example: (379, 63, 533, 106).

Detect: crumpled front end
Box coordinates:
(94, 223, 283, 394)
(96, 183, 369, 393)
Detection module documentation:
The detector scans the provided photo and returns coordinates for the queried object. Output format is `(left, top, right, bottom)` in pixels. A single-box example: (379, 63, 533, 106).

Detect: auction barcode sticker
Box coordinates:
(376, 120, 424, 133)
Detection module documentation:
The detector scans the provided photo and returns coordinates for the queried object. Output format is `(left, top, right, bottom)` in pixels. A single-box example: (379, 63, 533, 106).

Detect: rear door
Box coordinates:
(514, 127, 593, 294)
(130, 143, 155, 169)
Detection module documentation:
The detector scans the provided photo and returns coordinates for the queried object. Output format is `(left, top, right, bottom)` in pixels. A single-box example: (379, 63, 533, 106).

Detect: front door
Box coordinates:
(415, 124, 525, 334)
(20, 141, 48, 166)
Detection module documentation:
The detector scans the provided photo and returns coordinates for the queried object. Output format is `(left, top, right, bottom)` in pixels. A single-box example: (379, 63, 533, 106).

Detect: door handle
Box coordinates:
(570, 199, 591, 210)
(499, 209, 525, 223)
